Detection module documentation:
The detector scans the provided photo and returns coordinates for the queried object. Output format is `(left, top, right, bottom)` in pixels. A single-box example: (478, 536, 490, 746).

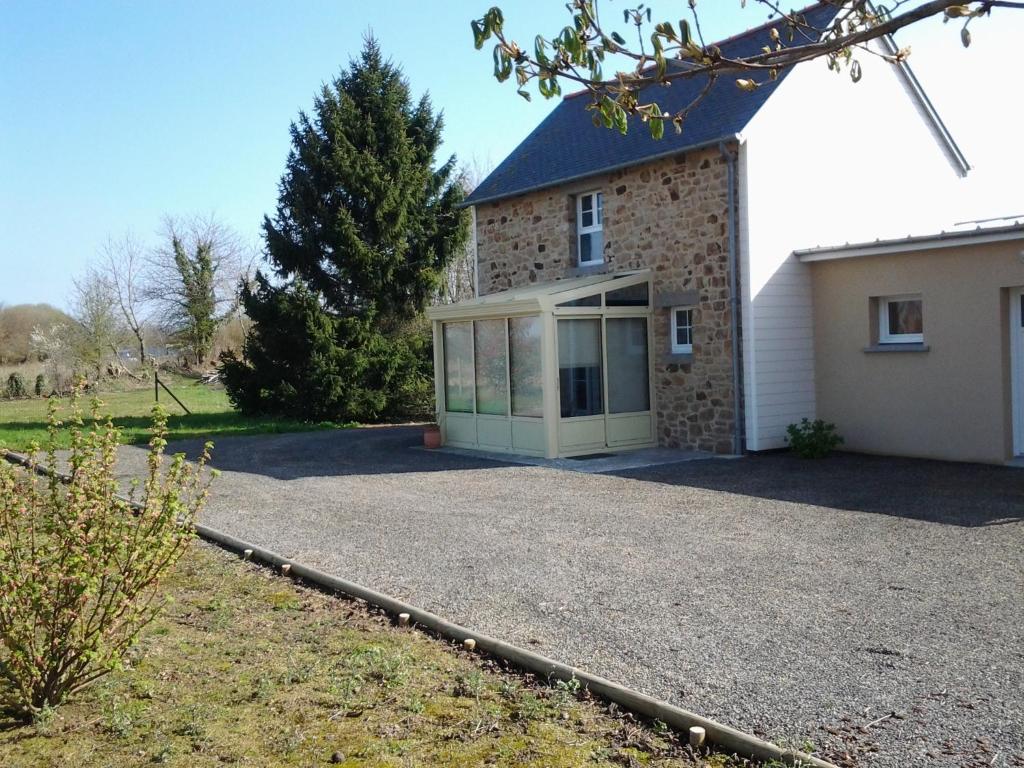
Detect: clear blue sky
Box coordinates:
(1, 2, 1019, 309)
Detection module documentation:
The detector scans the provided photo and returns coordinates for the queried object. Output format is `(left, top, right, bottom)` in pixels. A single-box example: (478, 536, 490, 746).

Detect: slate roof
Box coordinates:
(465, 2, 841, 206)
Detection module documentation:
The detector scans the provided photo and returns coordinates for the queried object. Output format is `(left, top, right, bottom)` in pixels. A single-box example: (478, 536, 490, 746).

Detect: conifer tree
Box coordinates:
(221, 39, 468, 420)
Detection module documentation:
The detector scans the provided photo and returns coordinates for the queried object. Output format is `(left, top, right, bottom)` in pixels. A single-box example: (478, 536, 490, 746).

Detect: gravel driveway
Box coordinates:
(116, 426, 1024, 767)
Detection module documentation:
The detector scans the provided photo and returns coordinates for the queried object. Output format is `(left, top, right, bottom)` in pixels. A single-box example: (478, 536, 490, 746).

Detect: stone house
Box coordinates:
(427, 2, 1024, 465)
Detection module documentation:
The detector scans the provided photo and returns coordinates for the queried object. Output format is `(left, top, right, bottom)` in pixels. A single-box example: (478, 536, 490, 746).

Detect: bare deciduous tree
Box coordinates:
(100, 232, 151, 366)
(439, 159, 494, 304)
(70, 270, 124, 378)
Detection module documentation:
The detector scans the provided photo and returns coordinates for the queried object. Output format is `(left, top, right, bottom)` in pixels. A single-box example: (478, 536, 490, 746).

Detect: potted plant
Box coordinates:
(423, 423, 441, 449)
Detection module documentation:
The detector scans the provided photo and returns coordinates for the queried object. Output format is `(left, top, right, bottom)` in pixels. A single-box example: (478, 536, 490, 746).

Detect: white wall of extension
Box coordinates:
(738, 41, 970, 450)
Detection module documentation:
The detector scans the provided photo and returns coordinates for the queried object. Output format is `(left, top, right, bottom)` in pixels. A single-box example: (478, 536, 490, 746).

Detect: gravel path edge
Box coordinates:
(3, 447, 838, 768)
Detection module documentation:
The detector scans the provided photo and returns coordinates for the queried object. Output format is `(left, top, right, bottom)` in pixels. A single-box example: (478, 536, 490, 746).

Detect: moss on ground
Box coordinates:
(0, 542, 745, 767)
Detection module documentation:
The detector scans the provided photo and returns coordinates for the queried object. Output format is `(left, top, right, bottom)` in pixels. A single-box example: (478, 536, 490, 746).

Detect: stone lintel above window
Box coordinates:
(655, 289, 699, 308)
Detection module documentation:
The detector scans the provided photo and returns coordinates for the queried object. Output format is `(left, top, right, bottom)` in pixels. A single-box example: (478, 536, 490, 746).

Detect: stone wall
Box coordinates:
(474, 145, 740, 453)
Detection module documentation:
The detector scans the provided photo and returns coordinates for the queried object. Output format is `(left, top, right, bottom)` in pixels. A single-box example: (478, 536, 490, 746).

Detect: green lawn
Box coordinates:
(0, 377, 351, 452)
(0, 542, 733, 768)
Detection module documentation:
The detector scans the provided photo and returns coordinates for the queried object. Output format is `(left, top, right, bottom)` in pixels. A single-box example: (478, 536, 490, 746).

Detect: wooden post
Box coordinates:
(154, 372, 192, 415)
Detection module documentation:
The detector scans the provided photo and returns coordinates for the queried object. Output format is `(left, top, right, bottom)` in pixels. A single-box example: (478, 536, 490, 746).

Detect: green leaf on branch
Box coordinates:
(485, 6, 504, 32)
(679, 19, 693, 46)
(649, 116, 664, 140)
(493, 45, 512, 82)
(535, 35, 550, 65)
(613, 103, 628, 135)
(471, 20, 486, 50)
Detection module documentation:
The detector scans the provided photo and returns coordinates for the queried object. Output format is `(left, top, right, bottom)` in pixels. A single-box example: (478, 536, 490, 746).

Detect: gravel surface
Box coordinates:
(114, 426, 1024, 767)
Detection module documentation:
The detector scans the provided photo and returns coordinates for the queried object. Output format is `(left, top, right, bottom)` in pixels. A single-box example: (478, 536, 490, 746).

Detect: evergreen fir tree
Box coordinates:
(221, 38, 467, 420)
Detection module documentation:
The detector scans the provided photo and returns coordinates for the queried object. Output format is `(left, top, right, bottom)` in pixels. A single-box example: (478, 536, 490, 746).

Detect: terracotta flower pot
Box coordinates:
(423, 424, 441, 449)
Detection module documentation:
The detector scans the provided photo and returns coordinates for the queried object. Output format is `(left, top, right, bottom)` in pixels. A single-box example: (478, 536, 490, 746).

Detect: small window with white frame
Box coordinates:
(576, 191, 604, 265)
(671, 306, 694, 354)
(878, 294, 924, 344)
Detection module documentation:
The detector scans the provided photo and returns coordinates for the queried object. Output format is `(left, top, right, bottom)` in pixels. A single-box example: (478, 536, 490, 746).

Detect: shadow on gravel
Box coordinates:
(157, 425, 517, 480)
(613, 451, 1024, 527)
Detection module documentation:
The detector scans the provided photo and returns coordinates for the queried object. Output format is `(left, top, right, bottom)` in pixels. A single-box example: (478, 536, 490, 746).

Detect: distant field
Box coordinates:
(0, 375, 351, 451)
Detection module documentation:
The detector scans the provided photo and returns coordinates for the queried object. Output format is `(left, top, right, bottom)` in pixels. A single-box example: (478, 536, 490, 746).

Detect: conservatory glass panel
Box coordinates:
(474, 319, 508, 416)
(509, 316, 543, 417)
(443, 322, 474, 413)
(558, 319, 603, 417)
(557, 294, 601, 308)
(606, 317, 650, 413)
(605, 283, 649, 307)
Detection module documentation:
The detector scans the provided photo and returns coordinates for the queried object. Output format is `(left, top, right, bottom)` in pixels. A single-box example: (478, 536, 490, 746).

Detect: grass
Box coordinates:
(0, 542, 741, 768)
(0, 375, 352, 451)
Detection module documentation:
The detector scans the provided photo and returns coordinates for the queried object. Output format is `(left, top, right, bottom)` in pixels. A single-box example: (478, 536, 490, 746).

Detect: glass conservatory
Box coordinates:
(426, 270, 655, 458)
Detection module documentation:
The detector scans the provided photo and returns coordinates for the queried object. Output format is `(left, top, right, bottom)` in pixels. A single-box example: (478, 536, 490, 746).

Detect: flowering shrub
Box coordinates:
(0, 391, 215, 720)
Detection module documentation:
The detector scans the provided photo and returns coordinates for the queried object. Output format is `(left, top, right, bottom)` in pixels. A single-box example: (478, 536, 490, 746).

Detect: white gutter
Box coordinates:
(795, 223, 1024, 262)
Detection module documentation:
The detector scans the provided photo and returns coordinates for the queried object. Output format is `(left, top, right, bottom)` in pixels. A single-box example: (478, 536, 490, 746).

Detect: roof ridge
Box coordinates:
(709, 1, 836, 50)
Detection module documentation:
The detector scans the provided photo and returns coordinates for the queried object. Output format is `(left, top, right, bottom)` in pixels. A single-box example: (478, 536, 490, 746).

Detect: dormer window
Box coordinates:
(577, 191, 604, 265)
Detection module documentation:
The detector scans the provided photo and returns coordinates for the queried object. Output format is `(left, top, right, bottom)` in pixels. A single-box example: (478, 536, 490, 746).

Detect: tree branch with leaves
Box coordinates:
(473, 0, 1018, 139)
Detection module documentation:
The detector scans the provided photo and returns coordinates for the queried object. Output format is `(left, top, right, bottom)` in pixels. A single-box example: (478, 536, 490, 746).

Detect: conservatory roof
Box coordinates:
(426, 270, 651, 321)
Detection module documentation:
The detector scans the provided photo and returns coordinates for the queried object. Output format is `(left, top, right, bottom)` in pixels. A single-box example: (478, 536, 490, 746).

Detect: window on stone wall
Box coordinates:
(576, 191, 604, 266)
(671, 307, 694, 354)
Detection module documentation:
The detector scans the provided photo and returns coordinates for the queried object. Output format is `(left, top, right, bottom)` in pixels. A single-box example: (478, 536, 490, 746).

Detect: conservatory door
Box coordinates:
(557, 318, 606, 452)
(556, 316, 654, 454)
(604, 316, 654, 448)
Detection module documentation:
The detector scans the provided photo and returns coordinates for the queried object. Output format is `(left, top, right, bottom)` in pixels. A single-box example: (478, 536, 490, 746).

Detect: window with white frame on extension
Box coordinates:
(576, 191, 603, 265)
(878, 294, 923, 344)
(671, 306, 693, 354)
